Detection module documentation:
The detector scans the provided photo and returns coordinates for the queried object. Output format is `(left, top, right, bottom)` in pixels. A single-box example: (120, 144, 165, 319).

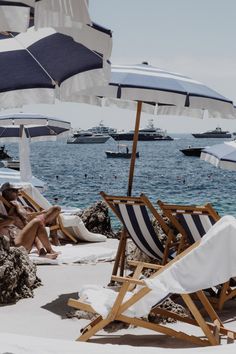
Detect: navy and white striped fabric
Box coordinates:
(0, 27, 110, 109)
(0, 1, 112, 58)
(175, 212, 216, 244)
(201, 141, 236, 171)
(0, 113, 70, 142)
(77, 63, 235, 119)
(114, 202, 174, 261)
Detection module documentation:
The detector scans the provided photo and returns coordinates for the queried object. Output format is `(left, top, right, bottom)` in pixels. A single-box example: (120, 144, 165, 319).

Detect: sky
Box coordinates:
(6, 0, 236, 133)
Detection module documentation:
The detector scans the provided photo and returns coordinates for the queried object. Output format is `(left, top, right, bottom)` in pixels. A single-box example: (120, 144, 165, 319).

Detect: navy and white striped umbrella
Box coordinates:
(0, 27, 110, 109)
(78, 63, 235, 119)
(77, 62, 235, 195)
(0, 1, 112, 58)
(0, 113, 71, 182)
(201, 141, 236, 171)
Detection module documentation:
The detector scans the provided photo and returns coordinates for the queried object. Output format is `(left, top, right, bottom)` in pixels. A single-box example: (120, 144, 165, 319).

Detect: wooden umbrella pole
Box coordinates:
(127, 101, 142, 196)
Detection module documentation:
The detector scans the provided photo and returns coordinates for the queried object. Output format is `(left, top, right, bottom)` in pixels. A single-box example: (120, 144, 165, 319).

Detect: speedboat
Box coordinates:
(180, 147, 204, 157)
(110, 120, 173, 141)
(67, 131, 110, 144)
(192, 127, 231, 138)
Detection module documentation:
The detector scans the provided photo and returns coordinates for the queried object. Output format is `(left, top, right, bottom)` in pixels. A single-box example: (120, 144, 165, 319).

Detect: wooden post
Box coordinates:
(127, 101, 142, 196)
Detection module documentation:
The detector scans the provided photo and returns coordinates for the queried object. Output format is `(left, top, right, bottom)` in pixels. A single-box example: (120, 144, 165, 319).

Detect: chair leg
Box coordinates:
(110, 229, 127, 280)
(182, 293, 219, 345)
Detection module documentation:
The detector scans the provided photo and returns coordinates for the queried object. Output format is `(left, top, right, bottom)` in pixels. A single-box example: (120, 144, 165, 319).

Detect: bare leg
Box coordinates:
(44, 206, 61, 246)
(14, 219, 59, 259)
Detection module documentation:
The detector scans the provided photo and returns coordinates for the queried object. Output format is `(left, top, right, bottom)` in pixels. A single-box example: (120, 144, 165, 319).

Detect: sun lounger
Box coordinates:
(68, 216, 236, 345)
(19, 188, 107, 243)
(158, 200, 235, 309)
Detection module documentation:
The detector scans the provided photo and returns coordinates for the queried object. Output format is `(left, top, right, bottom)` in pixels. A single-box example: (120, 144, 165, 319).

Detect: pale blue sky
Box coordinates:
(8, 0, 236, 133)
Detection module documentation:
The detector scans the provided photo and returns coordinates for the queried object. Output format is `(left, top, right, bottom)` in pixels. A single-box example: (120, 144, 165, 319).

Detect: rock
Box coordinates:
(0, 235, 41, 304)
(79, 201, 116, 238)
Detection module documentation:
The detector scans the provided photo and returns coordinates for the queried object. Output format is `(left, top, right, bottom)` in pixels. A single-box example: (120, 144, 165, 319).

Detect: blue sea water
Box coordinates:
(5, 134, 236, 227)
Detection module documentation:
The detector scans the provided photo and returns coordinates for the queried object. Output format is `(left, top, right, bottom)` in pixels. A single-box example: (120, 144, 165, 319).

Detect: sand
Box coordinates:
(1, 239, 236, 353)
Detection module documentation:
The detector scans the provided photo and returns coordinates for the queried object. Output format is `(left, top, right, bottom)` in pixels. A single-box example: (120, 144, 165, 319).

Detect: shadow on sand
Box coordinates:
(41, 292, 78, 319)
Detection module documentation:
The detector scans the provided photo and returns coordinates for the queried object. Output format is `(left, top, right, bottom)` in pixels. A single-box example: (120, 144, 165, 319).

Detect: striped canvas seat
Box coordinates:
(101, 192, 177, 264)
(158, 201, 220, 246)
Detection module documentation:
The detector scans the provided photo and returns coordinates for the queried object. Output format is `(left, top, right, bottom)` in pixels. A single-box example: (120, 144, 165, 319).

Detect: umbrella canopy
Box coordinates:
(201, 140, 236, 171)
(0, 27, 110, 109)
(0, 1, 112, 58)
(0, 113, 71, 182)
(0, 167, 46, 192)
(77, 62, 236, 195)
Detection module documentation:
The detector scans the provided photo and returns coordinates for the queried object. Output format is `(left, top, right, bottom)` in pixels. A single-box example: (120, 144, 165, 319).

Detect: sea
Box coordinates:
(5, 135, 236, 228)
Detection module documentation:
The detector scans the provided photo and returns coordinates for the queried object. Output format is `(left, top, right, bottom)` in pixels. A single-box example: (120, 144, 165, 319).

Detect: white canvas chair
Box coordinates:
(68, 215, 236, 346)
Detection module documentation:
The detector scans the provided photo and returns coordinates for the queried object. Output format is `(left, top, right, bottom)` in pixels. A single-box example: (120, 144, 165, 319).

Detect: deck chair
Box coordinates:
(18, 190, 106, 244)
(0, 190, 78, 243)
(158, 200, 235, 310)
(68, 215, 236, 345)
(100, 192, 179, 278)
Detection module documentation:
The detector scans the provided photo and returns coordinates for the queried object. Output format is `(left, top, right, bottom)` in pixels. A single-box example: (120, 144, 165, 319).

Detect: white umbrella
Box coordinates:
(0, 113, 71, 182)
(201, 140, 236, 171)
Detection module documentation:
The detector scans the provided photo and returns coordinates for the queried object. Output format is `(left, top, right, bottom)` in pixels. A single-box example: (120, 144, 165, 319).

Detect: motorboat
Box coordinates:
(192, 127, 231, 139)
(110, 120, 173, 141)
(180, 147, 204, 157)
(105, 144, 140, 158)
(67, 131, 110, 144)
(0, 145, 12, 160)
(106, 151, 140, 158)
(0, 145, 20, 170)
(0, 160, 20, 170)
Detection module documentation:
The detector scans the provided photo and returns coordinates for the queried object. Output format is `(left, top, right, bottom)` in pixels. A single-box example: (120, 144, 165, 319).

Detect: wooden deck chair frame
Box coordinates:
(158, 200, 235, 310)
(68, 241, 236, 346)
(157, 201, 220, 253)
(2, 190, 77, 243)
(100, 191, 179, 278)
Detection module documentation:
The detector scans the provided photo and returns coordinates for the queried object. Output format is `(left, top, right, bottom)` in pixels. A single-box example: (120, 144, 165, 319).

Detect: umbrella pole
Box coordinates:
(127, 101, 142, 196)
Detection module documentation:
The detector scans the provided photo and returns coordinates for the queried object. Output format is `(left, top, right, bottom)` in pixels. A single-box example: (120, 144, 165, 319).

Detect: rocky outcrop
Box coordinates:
(0, 235, 41, 304)
(79, 201, 116, 238)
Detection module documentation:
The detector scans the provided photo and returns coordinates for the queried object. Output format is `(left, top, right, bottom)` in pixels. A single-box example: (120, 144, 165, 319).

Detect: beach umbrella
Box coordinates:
(0, 167, 46, 192)
(0, 26, 110, 109)
(201, 140, 236, 171)
(76, 62, 235, 196)
(0, 113, 71, 182)
(0, 1, 112, 58)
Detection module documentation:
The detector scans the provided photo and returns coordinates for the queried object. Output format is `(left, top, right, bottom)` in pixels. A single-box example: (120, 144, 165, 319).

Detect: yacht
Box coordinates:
(192, 127, 231, 139)
(110, 120, 173, 141)
(67, 130, 110, 144)
(88, 121, 117, 135)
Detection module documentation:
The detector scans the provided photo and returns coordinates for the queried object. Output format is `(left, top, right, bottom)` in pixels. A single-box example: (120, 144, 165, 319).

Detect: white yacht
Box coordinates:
(87, 121, 117, 135)
(67, 130, 110, 144)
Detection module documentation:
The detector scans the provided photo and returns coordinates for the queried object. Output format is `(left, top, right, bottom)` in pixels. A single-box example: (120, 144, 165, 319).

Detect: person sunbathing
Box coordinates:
(0, 182, 61, 246)
(0, 213, 59, 259)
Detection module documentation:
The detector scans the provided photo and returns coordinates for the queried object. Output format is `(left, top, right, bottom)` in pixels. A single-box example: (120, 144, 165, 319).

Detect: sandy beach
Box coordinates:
(1, 239, 236, 354)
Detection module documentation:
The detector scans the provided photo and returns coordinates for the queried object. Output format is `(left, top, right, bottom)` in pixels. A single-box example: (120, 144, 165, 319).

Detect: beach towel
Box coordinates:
(29, 242, 117, 265)
(80, 215, 236, 318)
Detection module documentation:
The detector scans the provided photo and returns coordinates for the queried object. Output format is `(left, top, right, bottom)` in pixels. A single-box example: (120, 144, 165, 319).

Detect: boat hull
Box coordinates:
(192, 133, 231, 138)
(111, 134, 173, 141)
(67, 136, 110, 144)
(180, 148, 203, 157)
(106, 151, 140, 158)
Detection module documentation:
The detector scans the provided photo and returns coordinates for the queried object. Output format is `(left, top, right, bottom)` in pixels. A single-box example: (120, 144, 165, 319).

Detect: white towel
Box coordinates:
(80, 216, 236, 318)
